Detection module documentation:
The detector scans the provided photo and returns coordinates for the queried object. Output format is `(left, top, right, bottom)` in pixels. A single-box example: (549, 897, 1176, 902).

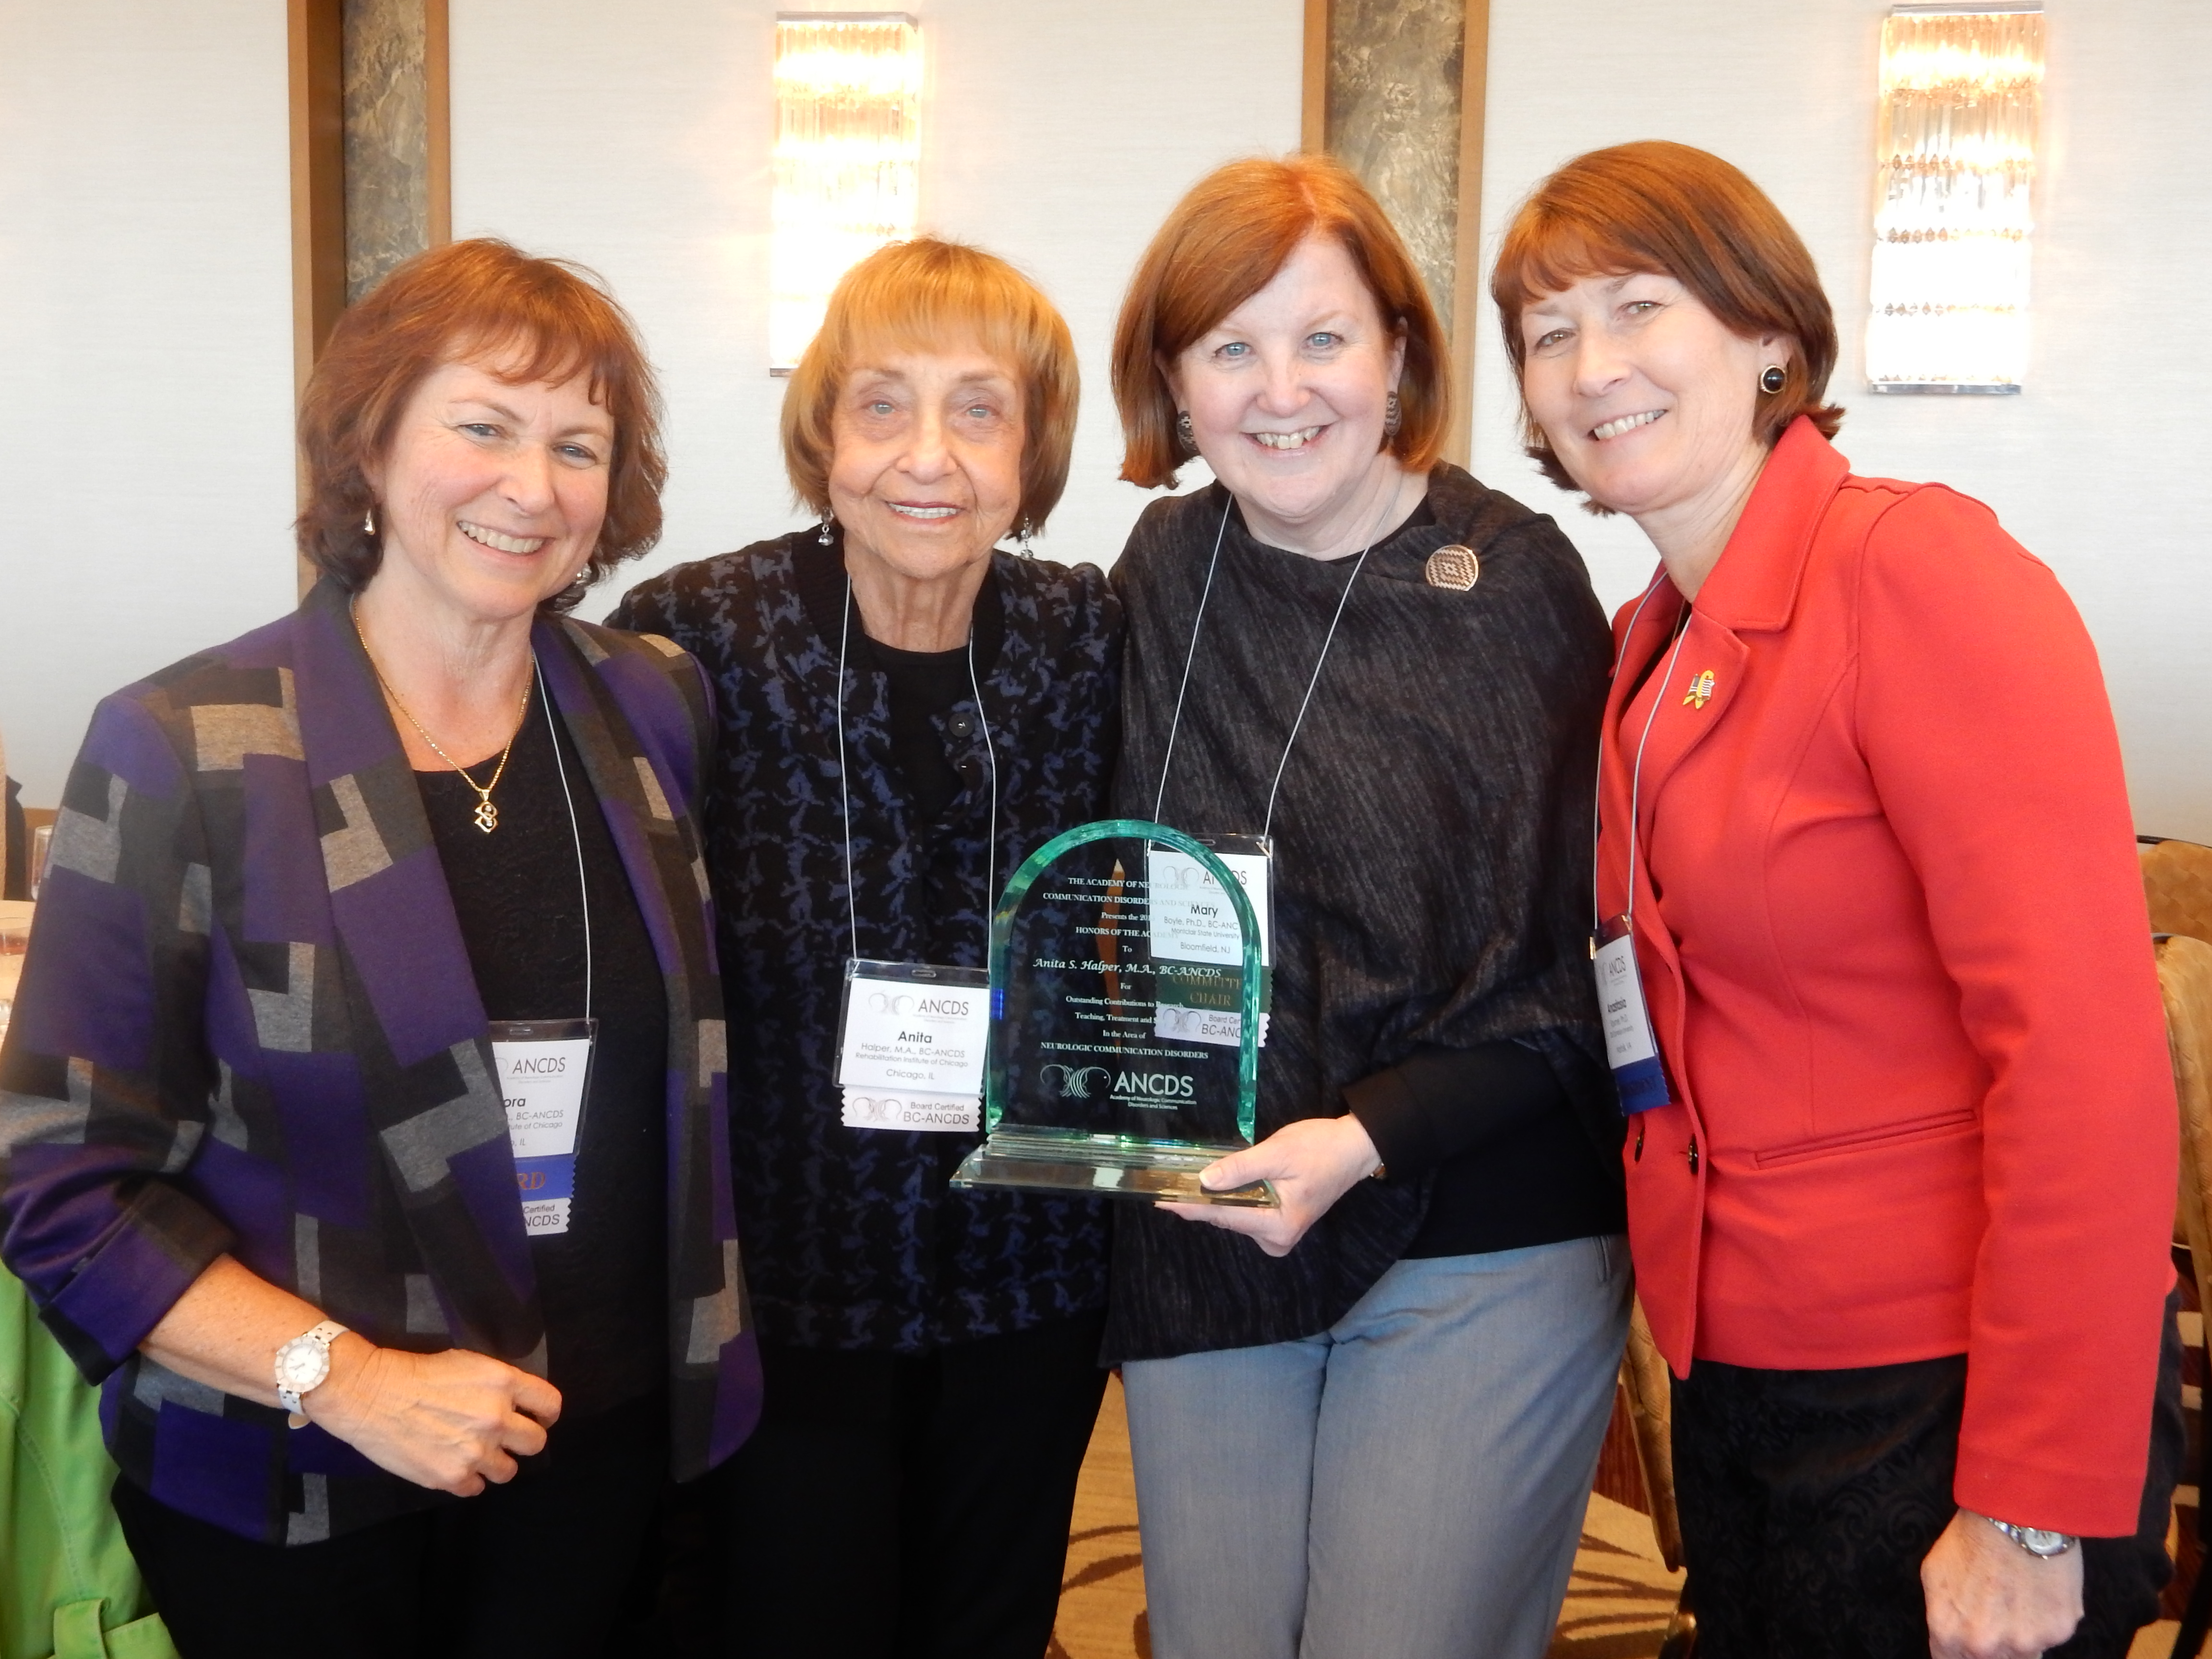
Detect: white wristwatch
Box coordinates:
(1987, 1516, 2079, 1559)
(274, 1320, 349, 1416)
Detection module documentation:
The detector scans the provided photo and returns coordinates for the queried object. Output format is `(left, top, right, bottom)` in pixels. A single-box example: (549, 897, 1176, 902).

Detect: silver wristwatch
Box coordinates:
(1987, 1516, 2079, 1559)
(273, 1320, 349, 1416)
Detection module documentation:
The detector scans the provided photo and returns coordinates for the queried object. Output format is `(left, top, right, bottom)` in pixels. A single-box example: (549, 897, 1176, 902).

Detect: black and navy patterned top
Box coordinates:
(610, 533, 1122, 1353)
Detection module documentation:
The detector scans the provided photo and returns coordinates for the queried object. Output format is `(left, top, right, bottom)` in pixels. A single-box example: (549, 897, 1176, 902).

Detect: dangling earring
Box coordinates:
(1759, 364, 1787, 395)
(362, 505, 377, 539)
(1174, 411, 1196, 457)
(1383, 391, 1403, 438)
(817, 510, 836, 546)
(1016, 517, 1036, 558)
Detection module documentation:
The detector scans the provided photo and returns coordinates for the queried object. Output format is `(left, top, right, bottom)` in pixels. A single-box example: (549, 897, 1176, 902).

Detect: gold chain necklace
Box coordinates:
(351, 607, 533, 833)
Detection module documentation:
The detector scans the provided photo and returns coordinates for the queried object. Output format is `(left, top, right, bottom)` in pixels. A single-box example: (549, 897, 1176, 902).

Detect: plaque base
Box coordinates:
(950, 1127, 1279, 1208)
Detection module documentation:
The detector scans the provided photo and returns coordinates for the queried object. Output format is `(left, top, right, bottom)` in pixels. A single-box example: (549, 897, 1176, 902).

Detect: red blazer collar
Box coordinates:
(1690, 417, 1851, 635)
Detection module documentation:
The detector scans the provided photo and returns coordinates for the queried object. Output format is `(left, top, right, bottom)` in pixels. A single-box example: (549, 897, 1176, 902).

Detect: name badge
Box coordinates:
(1146, 835, 1272, 1049)
(835, 960, 991, 1133)
(1591, 923, 1669, 1115)
(492, 1018, 598, 1236)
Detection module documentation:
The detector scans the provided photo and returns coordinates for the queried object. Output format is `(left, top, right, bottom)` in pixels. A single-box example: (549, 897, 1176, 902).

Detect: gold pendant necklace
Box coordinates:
(352, 607, 533, 833)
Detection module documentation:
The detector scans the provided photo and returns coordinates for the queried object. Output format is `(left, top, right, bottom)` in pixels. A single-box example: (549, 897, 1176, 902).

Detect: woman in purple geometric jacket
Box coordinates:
(0, 240, 758, 1659)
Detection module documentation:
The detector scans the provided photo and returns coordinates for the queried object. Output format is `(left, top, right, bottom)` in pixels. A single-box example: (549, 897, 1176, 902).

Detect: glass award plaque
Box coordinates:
(950, 819, 1277, 1207)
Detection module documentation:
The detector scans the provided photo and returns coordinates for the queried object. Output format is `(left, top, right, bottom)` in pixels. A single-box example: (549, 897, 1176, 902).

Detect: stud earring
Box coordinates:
(1175, 411, 1196, 456)
(1383, 391, 1403, 437)
(362, 505, 377, 539)
(818, 511, 836, 547)
(1759, 364, 1787, 395)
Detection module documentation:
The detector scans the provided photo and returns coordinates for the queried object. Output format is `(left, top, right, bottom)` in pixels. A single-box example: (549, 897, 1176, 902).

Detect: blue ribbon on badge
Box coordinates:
(1613, 1055, 1671, 1116)
(514, 1154, 575, 1202)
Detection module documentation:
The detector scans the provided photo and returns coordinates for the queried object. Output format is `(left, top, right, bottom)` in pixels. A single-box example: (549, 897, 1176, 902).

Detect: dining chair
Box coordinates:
(2144, 838, 2212, 948)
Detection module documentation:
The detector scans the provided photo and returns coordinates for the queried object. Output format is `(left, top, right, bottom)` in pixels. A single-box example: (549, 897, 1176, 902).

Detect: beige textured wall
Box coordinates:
(1326, 0, 1466, 330)
(1473, 0, 2212, 841)
(343, 0, 433, 302)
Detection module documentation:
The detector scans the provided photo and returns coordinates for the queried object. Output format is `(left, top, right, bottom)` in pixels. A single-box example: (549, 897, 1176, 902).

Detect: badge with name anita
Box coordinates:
(493, 1018, 599, 1237)
(836, 961, 991, 1132)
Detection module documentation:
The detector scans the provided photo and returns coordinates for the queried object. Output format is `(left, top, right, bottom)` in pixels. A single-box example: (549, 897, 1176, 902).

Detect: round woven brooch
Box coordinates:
(1424, 545, 1480, 591)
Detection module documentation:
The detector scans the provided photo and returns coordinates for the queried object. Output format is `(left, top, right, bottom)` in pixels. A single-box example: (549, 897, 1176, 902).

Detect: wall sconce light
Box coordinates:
(770, 13, 922, 374)
(1867, 3, 2044, 394)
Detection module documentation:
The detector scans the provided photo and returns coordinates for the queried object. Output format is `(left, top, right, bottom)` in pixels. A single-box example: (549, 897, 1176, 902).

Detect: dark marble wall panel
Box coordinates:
(343, 0, 431, 303)
(1326, 0, 1466, 333)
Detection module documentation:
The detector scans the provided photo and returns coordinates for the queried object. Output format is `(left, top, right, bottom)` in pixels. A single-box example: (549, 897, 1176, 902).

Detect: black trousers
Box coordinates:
(710, 1310, 1110, 1659)
(1671, 1289, 2185, 1659)
(114, 1395, 665, 1659)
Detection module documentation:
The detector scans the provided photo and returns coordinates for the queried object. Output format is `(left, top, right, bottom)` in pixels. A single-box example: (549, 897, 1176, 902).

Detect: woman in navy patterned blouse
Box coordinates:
(610, 238, 1121, 1659)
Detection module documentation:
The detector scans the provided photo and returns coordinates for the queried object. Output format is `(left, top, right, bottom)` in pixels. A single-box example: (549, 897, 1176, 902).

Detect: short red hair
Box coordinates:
(1112, 154, 1449, 490)
(1491, 141, 1842, 502)
(296, 239, 665, 609)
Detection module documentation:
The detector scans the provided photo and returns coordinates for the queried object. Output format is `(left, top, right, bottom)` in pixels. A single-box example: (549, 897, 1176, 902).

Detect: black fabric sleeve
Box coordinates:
(1342, 1039, 1568, 1180)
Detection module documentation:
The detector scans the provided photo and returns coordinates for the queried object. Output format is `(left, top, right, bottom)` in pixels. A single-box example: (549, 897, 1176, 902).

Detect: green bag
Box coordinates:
(0, 1268, 177, 1659)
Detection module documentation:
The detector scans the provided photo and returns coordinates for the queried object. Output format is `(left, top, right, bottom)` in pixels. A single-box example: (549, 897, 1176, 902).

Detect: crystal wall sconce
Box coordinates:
(770, 12, 922, 374)
(1867, 3, 2044, 394)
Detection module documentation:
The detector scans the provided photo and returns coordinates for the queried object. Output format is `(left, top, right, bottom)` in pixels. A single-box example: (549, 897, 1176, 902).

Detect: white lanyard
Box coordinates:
(1592, 575, 1691, 934)
(496, 659, 601, 1234)
(835, 578, 998, 959)
(831, 577, 998, 1132)
(1151, 493, 1387, 842)
(1142, 490, 1397, 1049)
(1590, 577, 1688, 1116)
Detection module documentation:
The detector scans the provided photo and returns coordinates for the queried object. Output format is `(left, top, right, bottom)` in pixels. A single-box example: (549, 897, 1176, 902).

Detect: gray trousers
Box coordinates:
(1122, 1234, 1632, 1659)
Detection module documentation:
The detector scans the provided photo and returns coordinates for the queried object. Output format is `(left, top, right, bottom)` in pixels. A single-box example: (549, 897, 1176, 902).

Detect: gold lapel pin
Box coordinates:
(1683, 669, 1717, 709)
(1424, 545, 1479, 591)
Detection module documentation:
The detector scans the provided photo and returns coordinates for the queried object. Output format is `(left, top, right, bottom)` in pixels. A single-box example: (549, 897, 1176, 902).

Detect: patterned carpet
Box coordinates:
(1048, 1378, 1688, 1659)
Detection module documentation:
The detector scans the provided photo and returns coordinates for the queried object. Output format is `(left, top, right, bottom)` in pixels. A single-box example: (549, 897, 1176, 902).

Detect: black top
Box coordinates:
(791, 550, 1013, 955)
(608, 537, 1122, 1352)
(417, 682, 669, 1418)
(870, 640, 971, 823)
(1106, 468, 1626, 1363)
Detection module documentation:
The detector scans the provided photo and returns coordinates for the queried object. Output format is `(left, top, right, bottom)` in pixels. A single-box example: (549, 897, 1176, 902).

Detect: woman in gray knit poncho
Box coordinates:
(1102, 155, 1629, 1659)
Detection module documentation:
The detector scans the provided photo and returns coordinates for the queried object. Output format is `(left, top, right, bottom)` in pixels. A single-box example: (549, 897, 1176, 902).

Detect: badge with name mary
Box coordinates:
(493, 1017, 599, 1237)
(1146, 834, 1272, 1049)
(836, 961, 991, 1132)
(1591, 917, 1669, 1114)
(950, 818, 1277, 1207)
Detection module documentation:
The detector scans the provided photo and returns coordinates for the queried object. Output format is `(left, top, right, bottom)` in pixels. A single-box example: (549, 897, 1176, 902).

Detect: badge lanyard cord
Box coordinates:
(1593, 576, 1691, 938)
(536, 655, 593, 1022)
(1153, 489, 1393, 841)
(835, 577, 998, 961)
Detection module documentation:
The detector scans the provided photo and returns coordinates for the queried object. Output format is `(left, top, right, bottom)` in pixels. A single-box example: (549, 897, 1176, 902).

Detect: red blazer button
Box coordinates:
(1687, 1135, 1699, 1174)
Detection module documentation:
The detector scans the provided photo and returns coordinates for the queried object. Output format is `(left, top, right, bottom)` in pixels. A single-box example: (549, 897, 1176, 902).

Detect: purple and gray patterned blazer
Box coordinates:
(0, 578, 761, 1545)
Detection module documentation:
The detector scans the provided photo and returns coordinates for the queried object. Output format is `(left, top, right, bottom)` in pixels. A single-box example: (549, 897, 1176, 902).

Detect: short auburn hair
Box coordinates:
(296, 238, 665, 609)
(1112, 154, 1449, 490)
(1491, 141, 1843, 502)
(781, 238, 1080, 531)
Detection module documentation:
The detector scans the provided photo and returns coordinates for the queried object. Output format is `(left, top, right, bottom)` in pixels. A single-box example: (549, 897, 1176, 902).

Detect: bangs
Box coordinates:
(448, 317, 623, 409)
(1491, 219, 1667, 328)
(822, 255, 1061, 392)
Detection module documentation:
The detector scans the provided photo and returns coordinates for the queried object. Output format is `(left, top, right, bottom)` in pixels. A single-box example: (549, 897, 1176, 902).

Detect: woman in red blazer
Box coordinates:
(1491, 142, 2180, 1659)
